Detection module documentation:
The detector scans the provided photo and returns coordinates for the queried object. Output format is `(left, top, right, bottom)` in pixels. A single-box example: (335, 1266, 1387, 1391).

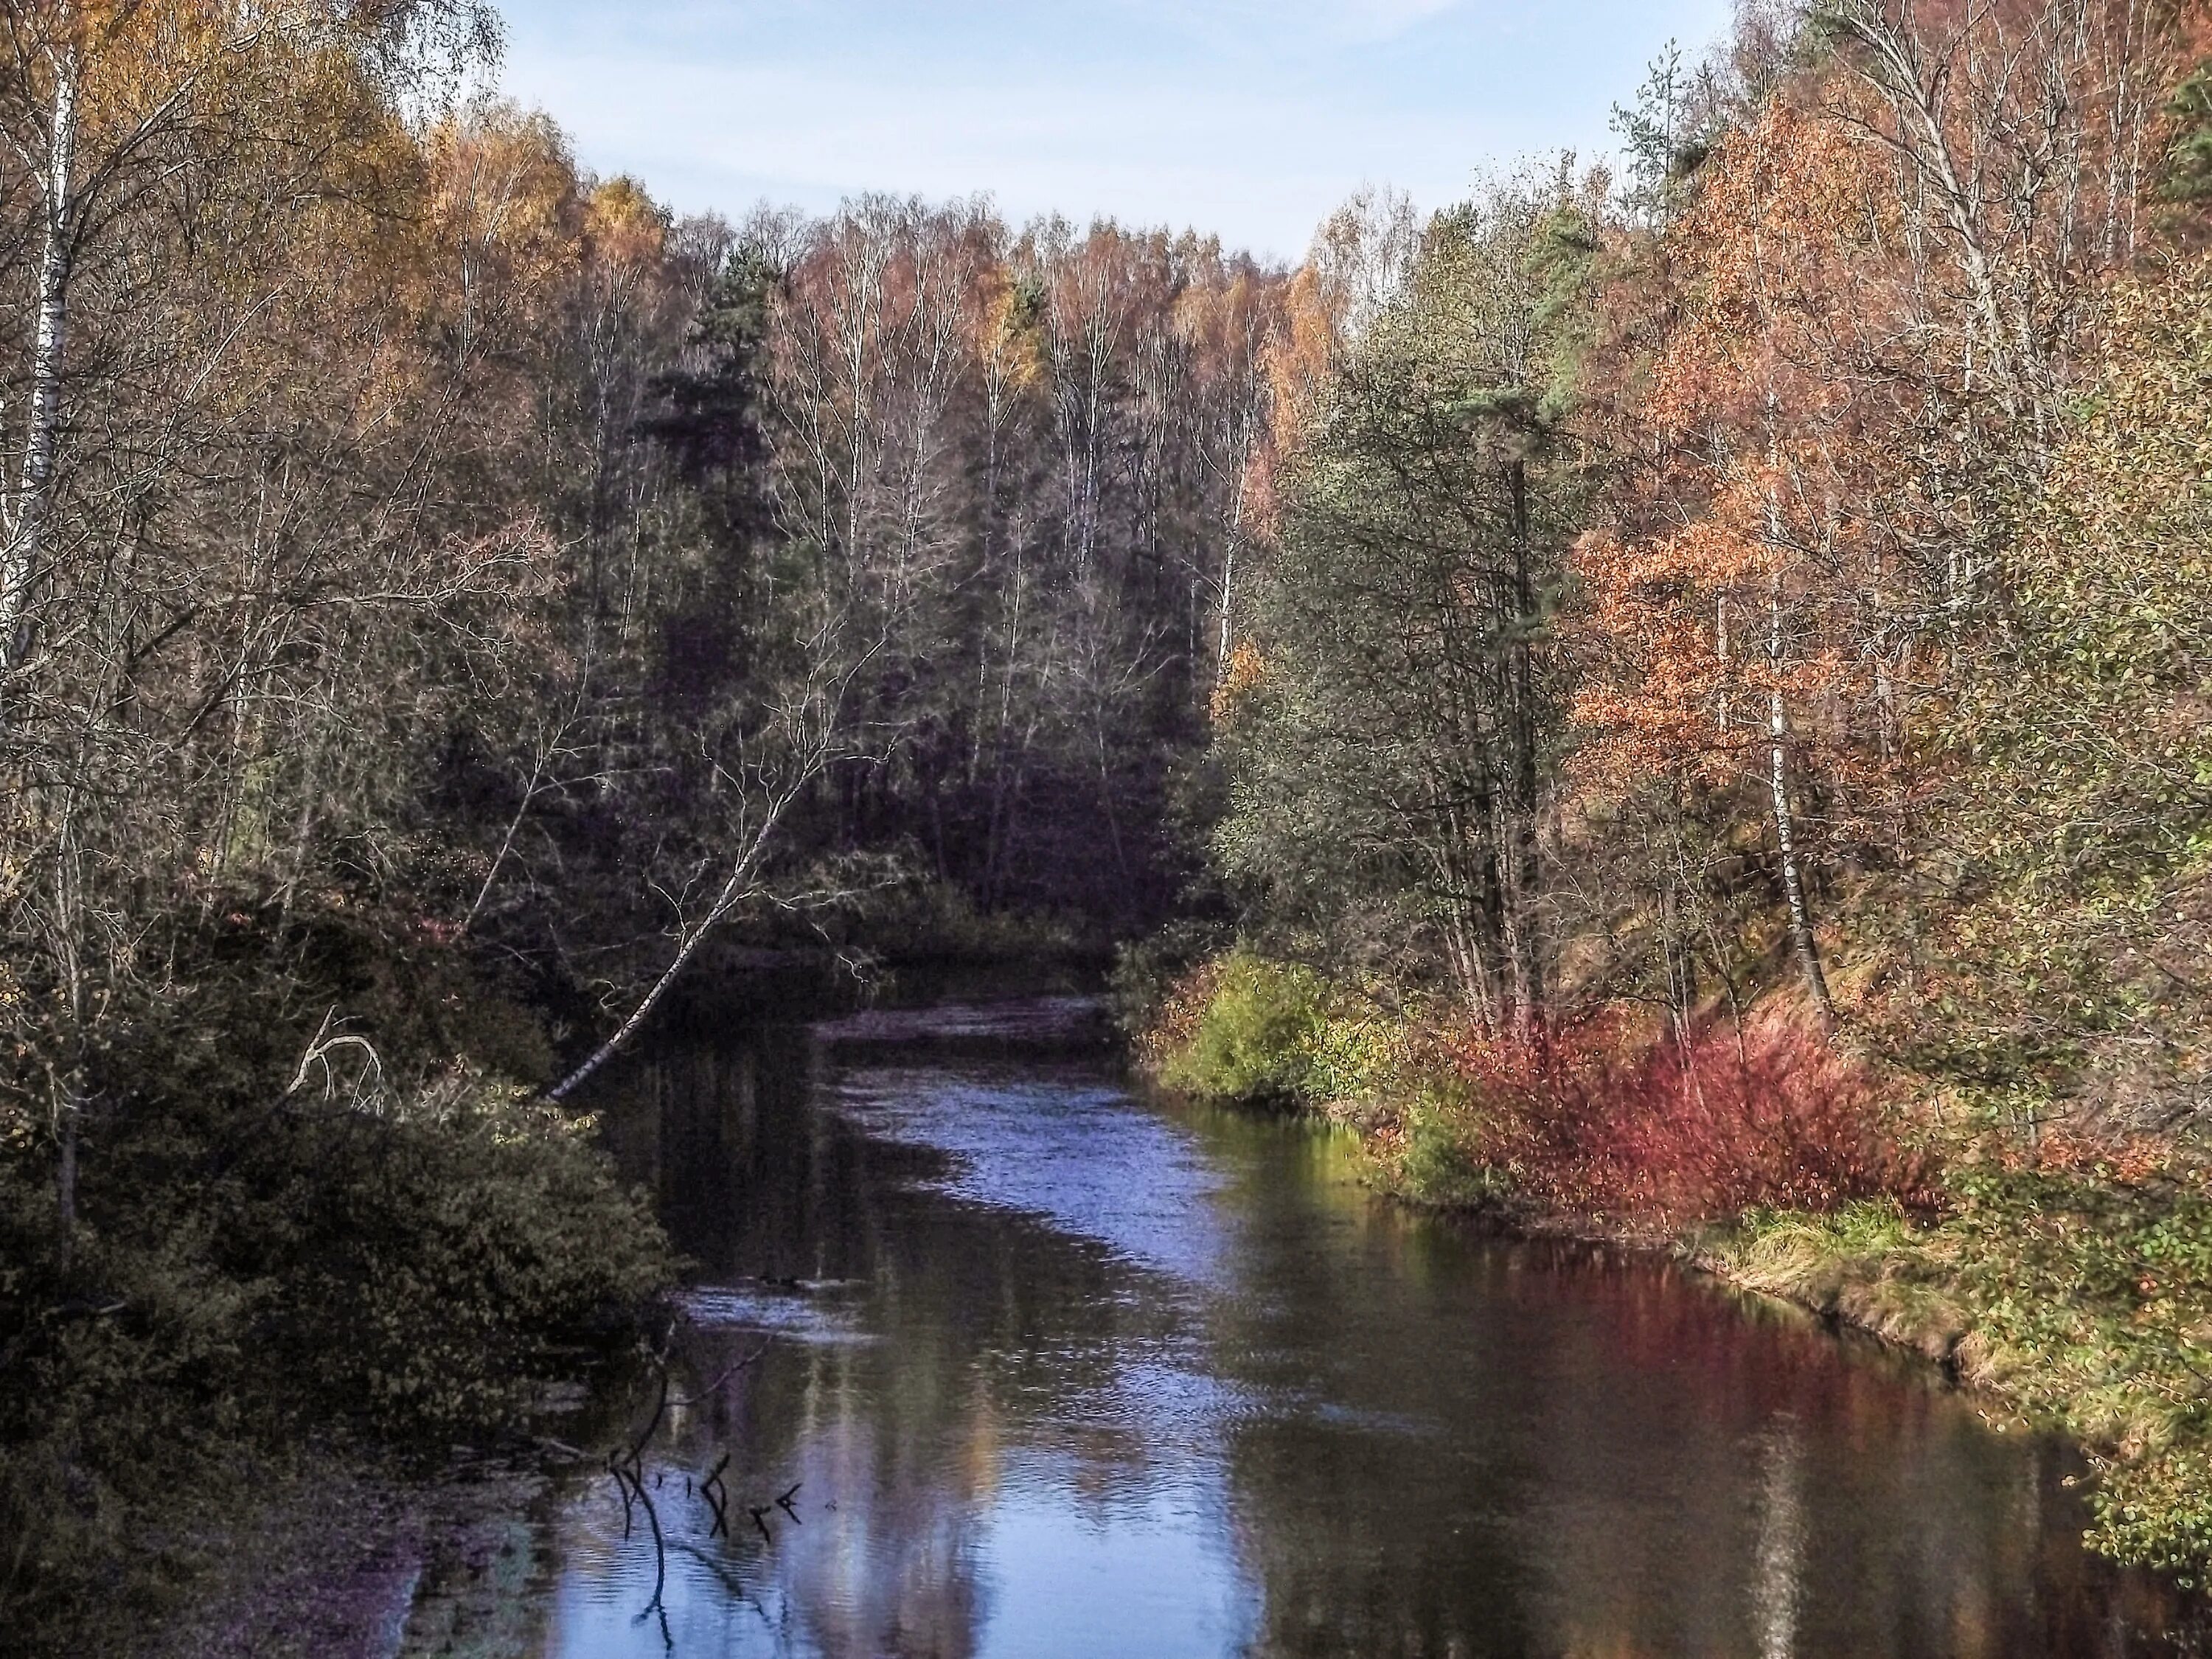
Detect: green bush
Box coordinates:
(1155, 951, 1330, 1104)
(1301, 1007, 1413, 1105)
(273, 1078, 672, 1436)
(1394, 1080, 1516, 1210)
(0, 1057, 672, 1652)
(1939, 1162, 2212, 1575)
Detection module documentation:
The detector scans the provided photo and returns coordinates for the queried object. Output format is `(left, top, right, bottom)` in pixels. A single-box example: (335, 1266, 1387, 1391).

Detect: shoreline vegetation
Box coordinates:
(3, 905, 1087, 1659)
(11, 0, 2212, 1648)
(1105, 0, 2212, 1600)
(1125, 951, 2212, 1579)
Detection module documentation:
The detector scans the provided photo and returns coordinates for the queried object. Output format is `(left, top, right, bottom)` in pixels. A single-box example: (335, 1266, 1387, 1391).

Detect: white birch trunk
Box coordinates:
(545, 778, 807, 1103)
(3, 47, 79, 667)
(1768, 574, 1837, 1026)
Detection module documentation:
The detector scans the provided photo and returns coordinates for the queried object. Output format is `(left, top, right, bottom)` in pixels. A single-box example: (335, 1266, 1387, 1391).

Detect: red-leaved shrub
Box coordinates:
(1439, 1008, 1933, 1224)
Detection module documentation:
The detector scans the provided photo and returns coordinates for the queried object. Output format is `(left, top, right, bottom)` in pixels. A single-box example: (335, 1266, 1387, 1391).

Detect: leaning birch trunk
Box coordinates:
(545, 791, 796, 1103)
(1767, 573, 1837, 1028)
(2, 47, 78, 667)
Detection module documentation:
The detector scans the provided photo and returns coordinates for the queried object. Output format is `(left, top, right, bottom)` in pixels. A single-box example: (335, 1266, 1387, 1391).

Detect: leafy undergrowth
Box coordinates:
(1135, 950, 1923, 1220)
(1715, 1155, 2212, 1576)
(0, 906, 675, 1658)
(1135, 949, 2212, 1579)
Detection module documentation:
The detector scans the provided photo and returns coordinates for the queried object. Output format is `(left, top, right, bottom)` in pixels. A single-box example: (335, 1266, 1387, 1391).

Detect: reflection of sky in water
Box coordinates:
(546, 1446, 1256, 1659)
(832, 1064, 1232, 1290)
(976, 1454, 1256, 1659)
(676, 1283, 876, 1343)
(531, 1008, 2206, 1659)
(545, 1056, 1261, 1659)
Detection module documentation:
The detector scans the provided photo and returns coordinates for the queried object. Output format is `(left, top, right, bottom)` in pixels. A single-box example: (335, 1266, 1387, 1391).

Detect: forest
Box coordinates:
(6, 0, 2212, 1647)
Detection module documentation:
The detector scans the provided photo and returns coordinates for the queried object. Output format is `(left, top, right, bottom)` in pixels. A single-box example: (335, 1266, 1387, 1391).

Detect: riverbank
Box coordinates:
(0, 892, 681, 1658)
(529, 987, 2195, 1655)
(131, 1446, 567, 1659)
(1128, 949, 2212, 1582)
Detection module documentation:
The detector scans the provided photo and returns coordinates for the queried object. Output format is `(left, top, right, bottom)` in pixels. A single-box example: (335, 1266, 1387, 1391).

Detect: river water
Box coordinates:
(543, 993, 2202, 1658)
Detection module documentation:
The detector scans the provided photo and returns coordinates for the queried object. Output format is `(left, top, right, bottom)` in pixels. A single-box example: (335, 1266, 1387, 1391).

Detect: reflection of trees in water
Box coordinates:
(1751, 1422, 1803, 1659)
(583, 1024, 2206, 1659)
(1192, 1128, 2200, 1659)
(590, 1023, 1212, 1657)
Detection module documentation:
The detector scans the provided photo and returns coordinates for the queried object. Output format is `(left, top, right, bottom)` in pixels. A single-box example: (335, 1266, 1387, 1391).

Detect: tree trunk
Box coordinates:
(546, 792, 796, 1102)
(1504, 459, 1543, 1042)
(1768, 575, 1837, 1026)
(1214, 431, 1248, 689)
(3, 47, 79, 668)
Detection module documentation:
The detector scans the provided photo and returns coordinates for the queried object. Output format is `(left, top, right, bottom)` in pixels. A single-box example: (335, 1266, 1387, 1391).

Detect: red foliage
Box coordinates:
(1439, 1009, 1933, 1225)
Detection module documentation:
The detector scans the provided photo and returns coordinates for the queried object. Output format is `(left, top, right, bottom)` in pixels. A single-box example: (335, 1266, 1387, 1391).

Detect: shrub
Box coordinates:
(1405, 1007, 1932, 1224)
(1302, 1006, 1416, 1105)
(1391, 1077, 1517, 1209)
(1152, 952, 1330, 1104)
(0, 1060, 672, 1652)
(269, 1076, 672, 1436)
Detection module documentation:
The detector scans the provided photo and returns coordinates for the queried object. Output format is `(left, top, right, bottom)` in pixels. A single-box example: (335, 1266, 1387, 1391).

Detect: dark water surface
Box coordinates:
(547, 995, 2202, 1658)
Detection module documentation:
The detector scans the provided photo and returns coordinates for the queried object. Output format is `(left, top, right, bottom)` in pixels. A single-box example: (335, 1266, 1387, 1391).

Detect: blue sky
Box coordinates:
(494, 1, 1736, 262)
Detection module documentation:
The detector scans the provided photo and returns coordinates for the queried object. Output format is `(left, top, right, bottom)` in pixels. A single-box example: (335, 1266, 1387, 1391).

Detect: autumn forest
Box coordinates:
(9, 0, 2212, 1649)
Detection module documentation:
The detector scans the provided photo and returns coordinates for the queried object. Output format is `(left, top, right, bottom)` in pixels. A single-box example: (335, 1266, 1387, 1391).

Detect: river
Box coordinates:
(536, 992, 2202, 1658)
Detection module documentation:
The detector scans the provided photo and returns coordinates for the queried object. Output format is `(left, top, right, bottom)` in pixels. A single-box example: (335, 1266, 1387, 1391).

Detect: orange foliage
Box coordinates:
(424, 108, 588, 336)
(1264, 264, 1338, 461)
(1570, 94, 1922, 847)
(1209, 639, 1267, 725)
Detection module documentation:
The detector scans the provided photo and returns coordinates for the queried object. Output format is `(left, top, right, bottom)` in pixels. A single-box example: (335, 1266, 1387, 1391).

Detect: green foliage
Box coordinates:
(1610, 41, 1700, 226)
(1155, 953, 1331, 1105)
(1942, 1163, 2212, 1574)
(279, 1078, 672, 1435)
(1392, 1079, 1517, 1211)
(1300, 1006, 1416, 1106)
(2159, 62, 2212, 205)
(1905, 258, 2212, 1133)
(1714, 1166, 2212, 1579)
(1218, 180, 1588, 1003)
(0, 929, 672, 1650)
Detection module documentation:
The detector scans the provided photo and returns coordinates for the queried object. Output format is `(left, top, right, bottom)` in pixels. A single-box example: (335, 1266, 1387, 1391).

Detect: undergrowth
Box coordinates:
(1136, 947, 2212, 1580)
(0, 904, 674, 1657)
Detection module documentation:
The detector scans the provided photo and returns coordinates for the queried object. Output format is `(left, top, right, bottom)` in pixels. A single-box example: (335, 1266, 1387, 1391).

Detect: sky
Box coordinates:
(493, 1, 1737, 263)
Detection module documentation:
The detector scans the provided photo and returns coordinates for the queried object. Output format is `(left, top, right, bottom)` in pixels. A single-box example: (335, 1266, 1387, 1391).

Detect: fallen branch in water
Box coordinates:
(667, 1338, 772, 1407)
